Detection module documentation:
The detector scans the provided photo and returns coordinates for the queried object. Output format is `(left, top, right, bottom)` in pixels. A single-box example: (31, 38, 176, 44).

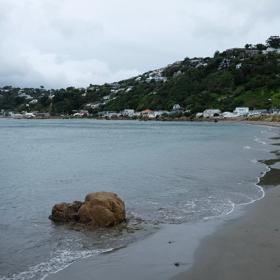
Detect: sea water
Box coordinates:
(0, 119, 277, 279)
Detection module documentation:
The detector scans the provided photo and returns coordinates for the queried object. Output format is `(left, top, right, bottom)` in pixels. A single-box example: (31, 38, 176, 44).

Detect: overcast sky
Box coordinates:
(0, 0, 279, 88)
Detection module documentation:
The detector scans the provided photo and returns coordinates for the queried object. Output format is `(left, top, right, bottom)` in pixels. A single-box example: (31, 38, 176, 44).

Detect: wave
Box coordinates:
(0, 248, 113, 280)
(254, 136, 267, 145)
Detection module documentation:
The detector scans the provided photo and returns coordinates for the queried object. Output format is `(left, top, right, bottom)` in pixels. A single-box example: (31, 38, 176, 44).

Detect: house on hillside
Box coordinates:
(222, 112, 238, 118)
(172, 104, 183, 111)
(154, 110, 169, 117)
(218, 59, 231, 70)
(122, 109, 135, 117)
(248, 110, 268, 117)
(141, 109, 155, 119)
(263, 48, 280, 54)
(234, 107, 249, 116)
(203, 109, 221, 118)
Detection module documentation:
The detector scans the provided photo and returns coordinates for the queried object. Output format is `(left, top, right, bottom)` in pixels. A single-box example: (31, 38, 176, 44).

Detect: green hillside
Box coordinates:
(1, 36, 280, 116)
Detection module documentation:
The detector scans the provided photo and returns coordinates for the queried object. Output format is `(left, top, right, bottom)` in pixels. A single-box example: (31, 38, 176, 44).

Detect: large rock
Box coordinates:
(49, 192, 126, 228)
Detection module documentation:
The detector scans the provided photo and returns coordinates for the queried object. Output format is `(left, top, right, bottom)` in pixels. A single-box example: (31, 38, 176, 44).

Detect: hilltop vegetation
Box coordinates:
(1, 36, 280, 116)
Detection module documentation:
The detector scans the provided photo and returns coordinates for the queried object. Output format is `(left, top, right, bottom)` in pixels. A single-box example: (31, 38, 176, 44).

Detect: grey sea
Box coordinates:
(0, 119, 277, 280)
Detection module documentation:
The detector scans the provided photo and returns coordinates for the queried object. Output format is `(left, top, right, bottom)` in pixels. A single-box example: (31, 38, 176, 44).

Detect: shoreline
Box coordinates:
(1, 120, 277, 280)
(1, 116, 280, 129)
(173, 186, 280, 280)
(173, 128, 280, 280)
(43, 125, 280, 280)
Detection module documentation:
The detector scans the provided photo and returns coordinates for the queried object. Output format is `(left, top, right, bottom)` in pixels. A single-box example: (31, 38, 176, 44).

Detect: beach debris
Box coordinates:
(49, 192, 126, 229)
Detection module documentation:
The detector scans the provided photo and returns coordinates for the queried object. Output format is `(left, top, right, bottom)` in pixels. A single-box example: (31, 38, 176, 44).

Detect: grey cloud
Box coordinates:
(0, 0, 279, 88)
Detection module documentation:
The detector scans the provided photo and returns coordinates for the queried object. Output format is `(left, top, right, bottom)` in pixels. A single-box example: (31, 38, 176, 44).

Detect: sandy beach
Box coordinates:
(173, 186, 280, 280)
(173, 131, 280, 280)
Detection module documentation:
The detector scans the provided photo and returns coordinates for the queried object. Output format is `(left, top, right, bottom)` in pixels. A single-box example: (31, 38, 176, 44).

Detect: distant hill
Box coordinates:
(1, 36, 280, 116)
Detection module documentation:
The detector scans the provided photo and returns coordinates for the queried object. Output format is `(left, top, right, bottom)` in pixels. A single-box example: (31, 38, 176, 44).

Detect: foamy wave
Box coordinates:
(203, 199, 235, 221)
(243, 146, 251, 150)
(0, 248, 113, 280)
(237, 165, 269, 208)
(254, 136, 267, 145)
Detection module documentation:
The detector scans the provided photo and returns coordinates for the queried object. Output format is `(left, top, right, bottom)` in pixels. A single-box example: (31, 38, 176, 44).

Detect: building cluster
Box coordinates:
(196, 107, 280, 119)
(1, 111, 50, 119)
(96, 104, 186, 119)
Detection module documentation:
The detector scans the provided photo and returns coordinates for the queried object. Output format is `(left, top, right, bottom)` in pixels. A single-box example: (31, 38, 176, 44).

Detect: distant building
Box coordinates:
(248, 110, 267, 117)
(236, 63, 242, 69)
(85, 103, 102, 110)
(154, 110, 169, 117)
(172, 104, 183, 111)
(35, 112, 50, 119)
(245, 49, 260, 56)
(141, 109, 155, 119)
(122, 109, 135, 117)
(24, 112, 36, 119)
(98, 111, 119, 118)
(203, 109, 221, 118)
(218, 59, 231, 70)
(271, 109, 280, 115)
(263, 48, 280, 54)
(234, 107, 249, 116)
(103, 95, 110, 100)
(73, 110, 89, 117)
(222, 112, 238, 118)
(125, 87, 134, 93)
(29, 99, 38, 105)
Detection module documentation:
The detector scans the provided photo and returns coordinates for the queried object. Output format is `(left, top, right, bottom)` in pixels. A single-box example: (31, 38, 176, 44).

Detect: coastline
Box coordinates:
(173, 186, 280, 280)
(173, 127, 280, 280)
(42, 124, 279, 280)
(1, 116, 280, 128)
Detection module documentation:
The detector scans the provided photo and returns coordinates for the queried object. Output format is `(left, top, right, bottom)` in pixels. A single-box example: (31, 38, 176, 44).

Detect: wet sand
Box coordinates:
(173, 186, 280, 280)
(46, 220, 223, 280)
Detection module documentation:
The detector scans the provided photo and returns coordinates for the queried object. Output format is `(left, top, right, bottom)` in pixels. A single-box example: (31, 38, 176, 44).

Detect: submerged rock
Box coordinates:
(49, 192, 126, 229)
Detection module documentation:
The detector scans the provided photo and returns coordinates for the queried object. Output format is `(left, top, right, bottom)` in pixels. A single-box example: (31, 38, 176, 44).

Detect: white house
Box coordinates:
(236, 63, 242, 69)
(11, 113, 23, 119)
(141, 109, 155, 119)
(98, 111, 119, 118)
(29, 99, 38, 105)
(122, 109, 135, 117)
(85, 103, 102, 109)
(248, 110, 267, 117)
(125, 87, 134, 93)
(103, 95, 110, 100)
(172, 104, 183, 111)
(153, 110, 169, 117)
(203, 109, 221, 118)
(263, 48, 280, 54)
(234, 107, 249, 116)
(222, 112, 238, 118)
(24, 112, 36, 119)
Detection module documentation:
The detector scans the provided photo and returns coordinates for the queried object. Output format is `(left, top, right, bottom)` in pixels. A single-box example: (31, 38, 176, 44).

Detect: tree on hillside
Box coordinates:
(256, 44, 267, 51)
(245, 44, 253, 49)
(266, 36, 280, 49)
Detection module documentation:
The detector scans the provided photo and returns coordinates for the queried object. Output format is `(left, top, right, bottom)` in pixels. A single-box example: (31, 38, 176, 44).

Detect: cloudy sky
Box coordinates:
(0, 0, 279, 88)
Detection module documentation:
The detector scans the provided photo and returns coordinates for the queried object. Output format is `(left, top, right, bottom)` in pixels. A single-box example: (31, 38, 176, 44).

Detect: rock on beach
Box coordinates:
(49, 192, 126, 228)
